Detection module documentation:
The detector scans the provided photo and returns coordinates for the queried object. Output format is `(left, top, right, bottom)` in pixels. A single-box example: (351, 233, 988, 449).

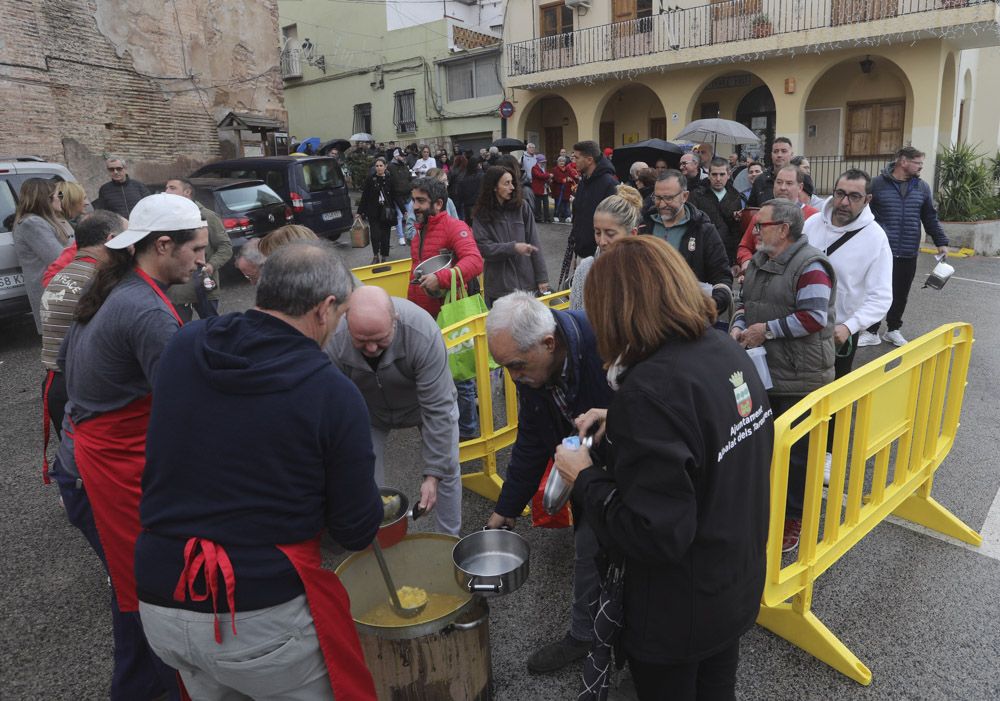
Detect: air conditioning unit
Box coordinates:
(565, 0, 591, 9)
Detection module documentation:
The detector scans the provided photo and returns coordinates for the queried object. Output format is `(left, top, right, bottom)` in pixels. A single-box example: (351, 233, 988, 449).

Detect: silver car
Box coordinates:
(0, 157, 77, 321)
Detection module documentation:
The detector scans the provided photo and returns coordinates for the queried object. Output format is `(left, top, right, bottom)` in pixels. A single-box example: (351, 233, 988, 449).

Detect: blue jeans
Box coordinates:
(51, 458, 180, 700)
(455, 378, 479, 438)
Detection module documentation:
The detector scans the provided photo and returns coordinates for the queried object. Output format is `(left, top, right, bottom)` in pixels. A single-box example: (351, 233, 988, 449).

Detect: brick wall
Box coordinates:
(452, 26, 501, 52)
(0, 0, 285, 196)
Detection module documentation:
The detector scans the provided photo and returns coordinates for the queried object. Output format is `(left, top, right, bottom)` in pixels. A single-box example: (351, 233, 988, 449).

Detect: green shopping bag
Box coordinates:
(436, 268, 496, 381)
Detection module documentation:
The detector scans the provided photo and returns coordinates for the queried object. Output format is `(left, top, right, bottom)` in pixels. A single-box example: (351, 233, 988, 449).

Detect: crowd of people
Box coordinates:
(8, 134, 949, 700)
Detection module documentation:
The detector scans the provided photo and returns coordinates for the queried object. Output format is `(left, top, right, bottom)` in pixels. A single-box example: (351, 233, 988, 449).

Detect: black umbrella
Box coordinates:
(611, 139, 684, 181)
(317, 138, 351, 156)
(492, 137, 526, 153)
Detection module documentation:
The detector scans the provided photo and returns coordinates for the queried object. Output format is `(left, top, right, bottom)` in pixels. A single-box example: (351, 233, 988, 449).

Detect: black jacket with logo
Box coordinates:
(572, 329, 772, 664)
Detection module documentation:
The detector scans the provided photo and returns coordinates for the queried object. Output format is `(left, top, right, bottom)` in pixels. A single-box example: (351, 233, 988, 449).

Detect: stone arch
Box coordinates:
(803, 54, 914, 158)
(958, 68, 973, 144)
(938, 52, 957, 148)
(685, 70, 776, 160)
(518, 93, 581, 161)
(592, 83, 668, 150)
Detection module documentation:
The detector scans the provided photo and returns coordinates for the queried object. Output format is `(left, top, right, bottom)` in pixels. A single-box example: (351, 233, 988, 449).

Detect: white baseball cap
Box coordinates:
(106, 193, 208, 250)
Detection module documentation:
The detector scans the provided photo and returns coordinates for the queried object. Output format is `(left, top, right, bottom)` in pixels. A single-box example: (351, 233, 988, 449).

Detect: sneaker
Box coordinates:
(526, 633, 591, 674)
(398, 236, 406, 246)
(782, 518, 802, 553)
(553, 217, 560, 223)
(564, 216, 572, 223)
(883, 329, 907, 346)
(823, 452, 832, 486)
(857, 331, 881, 347)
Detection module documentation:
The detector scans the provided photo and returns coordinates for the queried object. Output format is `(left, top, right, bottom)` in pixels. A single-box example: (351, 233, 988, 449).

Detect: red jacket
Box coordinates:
(736, 204, 819, 266)
(530, 164, 554, 197)
(551, 164, 578, 202)
(407, 211, 484, 317)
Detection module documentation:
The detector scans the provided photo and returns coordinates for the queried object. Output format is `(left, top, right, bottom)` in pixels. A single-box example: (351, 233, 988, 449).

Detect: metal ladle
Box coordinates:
(370, 539, 427, 618)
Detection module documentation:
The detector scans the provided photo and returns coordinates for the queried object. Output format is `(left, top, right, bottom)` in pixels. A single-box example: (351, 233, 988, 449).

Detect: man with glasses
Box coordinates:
(737, 165, 819, 272)
(731, 199, 836, 553)
(643, 170, 732, 313)
(326, 285, 462, 536)
(804, 169, 892, 378)
(96, 156, 150, 217)
(861, 146, 949, 347)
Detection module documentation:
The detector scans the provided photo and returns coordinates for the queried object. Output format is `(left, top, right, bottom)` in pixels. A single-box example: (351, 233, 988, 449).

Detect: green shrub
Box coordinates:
(936, 143, 997, 221)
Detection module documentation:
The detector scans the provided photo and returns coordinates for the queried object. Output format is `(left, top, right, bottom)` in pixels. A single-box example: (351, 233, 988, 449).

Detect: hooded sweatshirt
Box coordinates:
(136, 310, 382, 612)
(804, 200, 892, 335)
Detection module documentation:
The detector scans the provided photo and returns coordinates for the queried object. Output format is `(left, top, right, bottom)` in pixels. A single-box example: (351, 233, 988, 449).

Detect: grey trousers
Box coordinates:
(139, 595, 333, 701)
(370, 405, 462, 536)
(571, 518, 601, 642)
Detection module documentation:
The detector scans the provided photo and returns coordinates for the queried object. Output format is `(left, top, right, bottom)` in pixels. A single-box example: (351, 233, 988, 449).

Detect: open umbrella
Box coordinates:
(674, 118, 760, 150)
(610, 139, 684, 181)
(294, 136, 322, 154)
(492, 137, 526, 153)
(349, 132, 374, 142)
(318, 138, 351, 155)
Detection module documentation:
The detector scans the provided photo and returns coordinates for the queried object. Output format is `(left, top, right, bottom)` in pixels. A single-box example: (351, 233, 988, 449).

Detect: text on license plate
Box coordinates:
(322, 211, 342, 221)
(0, 272, 24, 290)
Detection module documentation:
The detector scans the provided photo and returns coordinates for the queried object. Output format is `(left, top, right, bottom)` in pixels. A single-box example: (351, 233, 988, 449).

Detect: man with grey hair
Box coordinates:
(628, 160, 649, 186)
(326, 285, 462, 535)
(137, 240, 383, 699)
(485, 291, 614, 674)
(730, 198, 836, 553)
(521, 142, 538, 185)
(97, 156, 150, 217)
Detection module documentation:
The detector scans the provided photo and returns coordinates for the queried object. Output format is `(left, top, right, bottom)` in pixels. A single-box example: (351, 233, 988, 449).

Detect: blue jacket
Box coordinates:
(136, 311, 382, 612)
(495, 309, 614, 518)
(869, 168, 948, 257)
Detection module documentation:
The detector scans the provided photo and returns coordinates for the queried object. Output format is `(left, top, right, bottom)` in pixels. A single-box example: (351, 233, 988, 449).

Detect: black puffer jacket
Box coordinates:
(573, 330, 772, 664)
(571, 157, 618, 258)
(641, 203, 734, 312)
(97, 177, 150, 217)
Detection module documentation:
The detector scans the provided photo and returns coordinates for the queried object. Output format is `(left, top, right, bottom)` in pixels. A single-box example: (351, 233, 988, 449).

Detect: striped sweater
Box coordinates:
(40, 254, 98, 371)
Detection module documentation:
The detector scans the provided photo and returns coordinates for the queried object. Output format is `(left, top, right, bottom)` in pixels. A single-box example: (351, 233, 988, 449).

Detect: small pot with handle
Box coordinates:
(452, 528, 529, 597)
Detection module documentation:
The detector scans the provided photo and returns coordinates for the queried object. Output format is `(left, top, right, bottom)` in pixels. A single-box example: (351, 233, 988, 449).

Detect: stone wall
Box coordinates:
(0, 0, 285, 196)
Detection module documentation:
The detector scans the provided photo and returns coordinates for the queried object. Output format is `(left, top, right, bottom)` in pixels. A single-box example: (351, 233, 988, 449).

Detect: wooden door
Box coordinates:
(600, 121, 615, 150)
(650, 118, 666, 140)
(613, 0, 637, 22)
(845, 100, 904, 156)
(544, 127, 563, 162)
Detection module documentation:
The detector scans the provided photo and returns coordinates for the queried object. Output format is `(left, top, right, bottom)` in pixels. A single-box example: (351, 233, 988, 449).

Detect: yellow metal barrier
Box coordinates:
(757, 323, 980, 685)
(352, 257, 412, 299)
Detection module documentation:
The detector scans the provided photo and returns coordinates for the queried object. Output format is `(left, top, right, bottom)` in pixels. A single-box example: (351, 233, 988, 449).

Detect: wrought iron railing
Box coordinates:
(506, 0, 995, 78)
(280, 50, 302, 80)
(804, 155, 893, 194)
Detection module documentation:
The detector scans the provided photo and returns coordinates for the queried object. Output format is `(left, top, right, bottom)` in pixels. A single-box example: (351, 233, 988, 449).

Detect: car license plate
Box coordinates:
(322, 211, 342, 221)
(0, 272, 24, 291)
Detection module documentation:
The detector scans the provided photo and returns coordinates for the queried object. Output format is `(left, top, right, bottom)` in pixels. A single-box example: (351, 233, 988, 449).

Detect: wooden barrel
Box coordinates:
(358, 598, 493, 701)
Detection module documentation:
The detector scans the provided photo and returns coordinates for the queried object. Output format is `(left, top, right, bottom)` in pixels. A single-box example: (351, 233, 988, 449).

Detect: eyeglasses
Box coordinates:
(653, 192, 684, 204)
(832, 189, 865, 204)
(107, 166, 124, 172)
(753, 220, 784, 233)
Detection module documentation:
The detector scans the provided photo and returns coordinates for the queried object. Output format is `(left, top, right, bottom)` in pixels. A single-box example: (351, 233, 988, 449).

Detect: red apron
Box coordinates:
(174, 536, 377, 700)
(72, 267, 182, 612)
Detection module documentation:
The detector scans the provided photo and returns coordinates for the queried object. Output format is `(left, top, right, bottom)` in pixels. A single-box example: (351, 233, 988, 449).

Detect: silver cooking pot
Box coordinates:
(411, 252, 454, 298)
(452, 529, 529, 597)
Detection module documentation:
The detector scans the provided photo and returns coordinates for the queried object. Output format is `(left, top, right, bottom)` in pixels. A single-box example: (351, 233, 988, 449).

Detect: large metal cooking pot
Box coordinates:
(410, 252, 454, 298)
(452, 529, 529, 597)
(336, 533, 475, 640)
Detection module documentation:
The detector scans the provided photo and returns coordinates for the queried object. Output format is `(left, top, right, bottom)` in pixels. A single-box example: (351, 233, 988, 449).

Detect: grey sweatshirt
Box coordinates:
(325, 297, 458, 480)
(12, 214, 67, 334)
(473, 199, 548, 304)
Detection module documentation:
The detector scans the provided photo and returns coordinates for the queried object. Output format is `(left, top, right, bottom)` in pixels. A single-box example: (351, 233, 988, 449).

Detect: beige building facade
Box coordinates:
(501, 0, 1000, 190)
(279, 0, 507, 154)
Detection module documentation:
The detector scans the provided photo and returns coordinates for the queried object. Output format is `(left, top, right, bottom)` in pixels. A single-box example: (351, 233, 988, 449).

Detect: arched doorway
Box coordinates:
(596, 84, 667, 151)
(735, 86, 776, 162)
(958, 69, 973, 144)
(522, 94, 579, 161)
(688, 72, 774, 161)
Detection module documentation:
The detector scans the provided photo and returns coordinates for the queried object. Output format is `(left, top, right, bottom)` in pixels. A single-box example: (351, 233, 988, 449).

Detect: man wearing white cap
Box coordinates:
(55, 193, 207, 699)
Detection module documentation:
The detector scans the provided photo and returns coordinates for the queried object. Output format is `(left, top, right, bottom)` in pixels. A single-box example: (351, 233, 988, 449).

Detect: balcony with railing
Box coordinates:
(505, 0, 1000, 85)
(280, 49, 302, 80)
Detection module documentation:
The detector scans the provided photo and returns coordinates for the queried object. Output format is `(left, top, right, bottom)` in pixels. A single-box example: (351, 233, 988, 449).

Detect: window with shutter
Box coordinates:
(394, 90, 417, 133)
(445, 56, 501, 102)
(353, 103, 372, 135)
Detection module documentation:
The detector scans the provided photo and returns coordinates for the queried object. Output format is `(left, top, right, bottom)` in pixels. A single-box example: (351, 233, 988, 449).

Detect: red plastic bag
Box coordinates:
(531, 459, 572, 529)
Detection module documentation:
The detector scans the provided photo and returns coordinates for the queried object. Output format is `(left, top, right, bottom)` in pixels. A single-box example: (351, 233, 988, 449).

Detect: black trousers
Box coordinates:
(828, 332, 860, 451)
(43, 370, 68, 440)
(769, 394, 810, 519)
(370, 220, 391, 257)
(867, 255, 919, 333)
(629, 640, 740, 701)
